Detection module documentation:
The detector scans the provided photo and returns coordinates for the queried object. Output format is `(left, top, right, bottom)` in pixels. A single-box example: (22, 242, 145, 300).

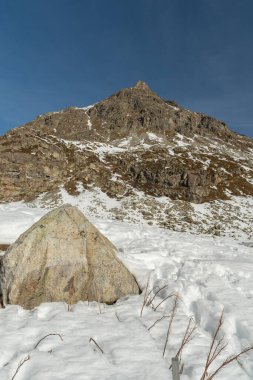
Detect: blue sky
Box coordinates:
(0, 0, 252, 137)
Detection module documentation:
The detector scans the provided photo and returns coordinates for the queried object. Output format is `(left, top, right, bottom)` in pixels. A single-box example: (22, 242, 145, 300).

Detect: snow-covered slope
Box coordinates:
(29, 185, 253, 240)
(0, 204, 252, 380)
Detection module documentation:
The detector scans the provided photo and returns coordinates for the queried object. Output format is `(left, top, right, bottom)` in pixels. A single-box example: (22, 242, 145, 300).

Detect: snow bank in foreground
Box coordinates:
(0, 204, 253, 379)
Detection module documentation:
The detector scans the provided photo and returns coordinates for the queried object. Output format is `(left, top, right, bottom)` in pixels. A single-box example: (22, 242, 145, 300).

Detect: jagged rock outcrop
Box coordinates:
(0, 204, 139, 309)
(0, 81, 252, 204)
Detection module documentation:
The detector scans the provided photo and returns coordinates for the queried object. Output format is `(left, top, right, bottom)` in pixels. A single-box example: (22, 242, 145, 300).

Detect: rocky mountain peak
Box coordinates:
(134, 80, 152, 91)
(0, 81, 252, 232)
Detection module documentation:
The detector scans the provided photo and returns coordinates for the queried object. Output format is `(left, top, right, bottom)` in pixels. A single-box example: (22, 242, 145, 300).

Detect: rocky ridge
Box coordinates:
(0, 81, 253, 237)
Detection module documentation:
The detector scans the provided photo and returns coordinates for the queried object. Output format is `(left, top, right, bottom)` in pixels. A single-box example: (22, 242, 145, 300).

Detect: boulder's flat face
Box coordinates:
(0, 205, 139, 309)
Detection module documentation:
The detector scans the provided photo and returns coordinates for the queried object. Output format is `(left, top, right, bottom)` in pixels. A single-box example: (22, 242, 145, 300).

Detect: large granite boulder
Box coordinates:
(0, 204, 139, 309)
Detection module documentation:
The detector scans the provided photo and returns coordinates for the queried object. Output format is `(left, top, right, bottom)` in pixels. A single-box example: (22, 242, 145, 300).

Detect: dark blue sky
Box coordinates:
(0, 0, 253, 137)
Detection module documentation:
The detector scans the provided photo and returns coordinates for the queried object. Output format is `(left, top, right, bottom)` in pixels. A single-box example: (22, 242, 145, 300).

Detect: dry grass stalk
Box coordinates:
(140, 275, 150, 317)
(146, 285, 168, 307)
(34, 333, 63, 349)
(163, 295, 179, 357)
(140, 278, 174, 316)
(206, 345, 253, 380)
(176, 317, 197, 360)
(235, 357, 248, 374)
(148, 315, 171, 331)
(154, 293, 176, 311)
(170, 317, 197, 371)
(115, 312, 122, 322)
(200, 310, 227, 380)
(67, 304, 72, 312)
(89, 338, 104, 354)
(11, 355, 30, 380)
(200, 310, 253, 380)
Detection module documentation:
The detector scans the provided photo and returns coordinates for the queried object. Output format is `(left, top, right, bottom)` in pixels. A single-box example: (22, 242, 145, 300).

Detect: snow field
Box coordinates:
(0, 299, 170, 380)
(0, 205, 253, 379)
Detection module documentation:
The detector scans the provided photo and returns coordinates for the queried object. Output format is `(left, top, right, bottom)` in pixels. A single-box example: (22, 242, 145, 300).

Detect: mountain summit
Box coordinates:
(0, 81, 252, 236)
(134, 80, 152, 91)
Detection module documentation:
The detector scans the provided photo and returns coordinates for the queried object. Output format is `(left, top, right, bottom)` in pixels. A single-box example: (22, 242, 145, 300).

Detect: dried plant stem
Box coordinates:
(89, 338, 104, 354)
(34, 333, 63, 349)
(148, 315, 171, 331)
(146, 285, 168, 306)
(207, 345, 253, 380)
(11, 355, 30, 380)
(140, 279, 173, 316)
(199, 309, 253, 380)
(115, 312, 122, 322)
(169, 317, 197, 371)
(67, 304, 72, 312)
(175, 317, 197, 360)
(236, 358, 248, 374)
(154, 293, 176, 311)
(140, 275, 150, 317)
(200, 310, 227, 380)
(163, 295, 179, 357)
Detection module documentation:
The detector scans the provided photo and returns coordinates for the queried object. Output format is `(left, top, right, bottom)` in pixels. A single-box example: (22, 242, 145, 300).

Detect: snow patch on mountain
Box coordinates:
(32, 185, 253, 240)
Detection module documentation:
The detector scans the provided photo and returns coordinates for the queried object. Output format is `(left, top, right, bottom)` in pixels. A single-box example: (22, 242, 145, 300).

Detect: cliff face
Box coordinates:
(0, 81, 253, 204)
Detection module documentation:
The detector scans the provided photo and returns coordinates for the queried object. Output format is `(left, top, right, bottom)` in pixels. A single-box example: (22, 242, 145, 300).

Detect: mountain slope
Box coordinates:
(0, 81, 252, 237)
